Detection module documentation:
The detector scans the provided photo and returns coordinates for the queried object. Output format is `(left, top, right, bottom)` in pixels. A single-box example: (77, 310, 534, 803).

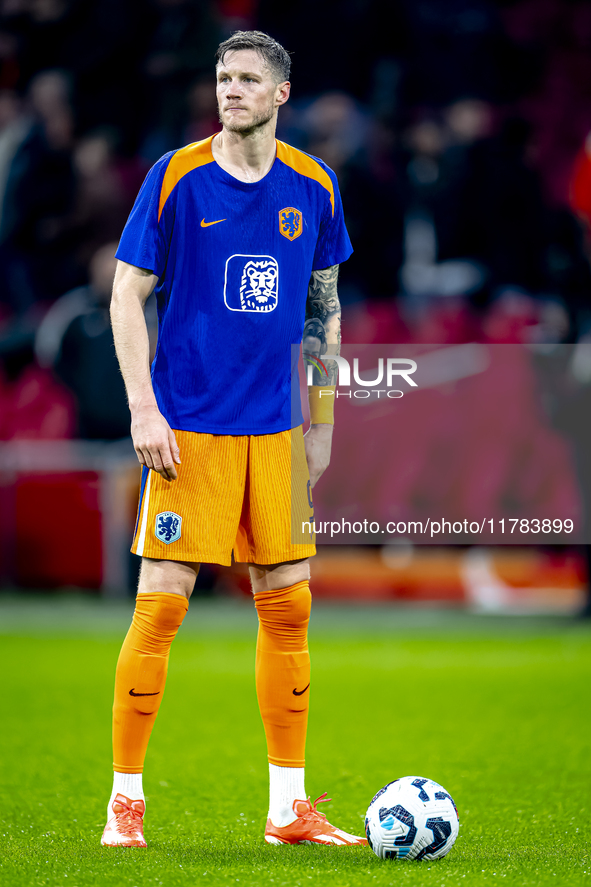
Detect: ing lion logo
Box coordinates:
(279, 207, 303, 241)
(239, 259, 278, 312)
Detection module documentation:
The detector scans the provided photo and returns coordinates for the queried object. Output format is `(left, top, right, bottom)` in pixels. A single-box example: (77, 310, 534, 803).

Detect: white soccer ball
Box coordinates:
(364, 776, 459, 861)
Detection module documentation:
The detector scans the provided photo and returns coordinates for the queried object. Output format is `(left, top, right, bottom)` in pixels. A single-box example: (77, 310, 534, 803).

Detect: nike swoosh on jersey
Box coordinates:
(201, 218, 227, 227)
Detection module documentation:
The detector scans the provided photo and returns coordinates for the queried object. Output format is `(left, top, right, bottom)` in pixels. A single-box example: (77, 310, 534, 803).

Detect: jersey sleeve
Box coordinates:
(115, 152, 174, 277)
(312, 168, 353, 270)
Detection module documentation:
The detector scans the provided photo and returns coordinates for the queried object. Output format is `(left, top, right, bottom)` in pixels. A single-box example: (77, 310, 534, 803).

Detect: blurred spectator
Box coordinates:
(296, 92, 369, 177)
(337, 117, 406, 302)
(398, 115, 459, 289)
(140, 0, 221, 159)
(394, 107, 549, 296)
(502, 0, 591, 208)
(183, 74, 219, 145)
(0, 89, 28, 220)
(453, 116, 547, 291)
(35, 242, 131, 439)
(6, 0, 151, 153)
(0, 69, 77, 316)
(445, 98, 493, 146)
(0, 335, 75, 440)
(71, 128, 146, 268)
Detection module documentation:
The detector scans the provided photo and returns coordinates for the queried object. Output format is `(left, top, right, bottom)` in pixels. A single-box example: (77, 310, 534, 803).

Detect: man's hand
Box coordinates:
(304, 423, 333, 488)
(110, 261, 177, 479)
(131, 405, 181, 482)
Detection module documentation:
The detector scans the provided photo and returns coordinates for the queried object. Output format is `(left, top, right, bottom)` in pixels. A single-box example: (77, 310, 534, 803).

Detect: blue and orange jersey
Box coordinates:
(116, 134, 352, 434)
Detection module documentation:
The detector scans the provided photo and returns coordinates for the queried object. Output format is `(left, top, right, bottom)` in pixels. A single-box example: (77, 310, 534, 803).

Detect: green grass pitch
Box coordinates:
(0, 595, 589, 886)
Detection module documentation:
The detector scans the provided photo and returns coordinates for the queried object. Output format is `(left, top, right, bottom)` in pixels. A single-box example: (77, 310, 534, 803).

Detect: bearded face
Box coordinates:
(219, 97, 275, 135)
(216, 49, 288, 138)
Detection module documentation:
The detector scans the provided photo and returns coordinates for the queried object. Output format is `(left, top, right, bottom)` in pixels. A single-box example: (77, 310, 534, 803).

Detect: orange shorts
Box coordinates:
(131, 426, 316, 566)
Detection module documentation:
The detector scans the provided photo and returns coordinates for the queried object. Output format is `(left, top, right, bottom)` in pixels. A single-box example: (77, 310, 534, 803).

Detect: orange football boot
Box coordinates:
(264, 793, 368, 846)
(101, 793, 147, 848)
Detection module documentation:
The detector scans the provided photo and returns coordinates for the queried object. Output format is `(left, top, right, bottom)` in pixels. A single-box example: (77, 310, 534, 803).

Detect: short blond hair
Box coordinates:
(215, 30, 291, 82)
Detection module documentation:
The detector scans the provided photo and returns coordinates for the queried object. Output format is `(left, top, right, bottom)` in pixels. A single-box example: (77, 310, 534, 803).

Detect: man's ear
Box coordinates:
(276, 81, 291, 107)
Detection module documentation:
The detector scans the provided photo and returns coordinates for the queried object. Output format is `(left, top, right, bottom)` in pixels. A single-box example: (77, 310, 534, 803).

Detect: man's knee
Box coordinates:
(253, 580, 311, 650)
(137, 557, 200, 599)
(249, 558, 311, 594)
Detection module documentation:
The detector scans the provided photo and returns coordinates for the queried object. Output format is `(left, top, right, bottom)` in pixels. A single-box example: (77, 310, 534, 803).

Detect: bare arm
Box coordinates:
(303, 265, 341, 487)
(111, 260, 181, 481)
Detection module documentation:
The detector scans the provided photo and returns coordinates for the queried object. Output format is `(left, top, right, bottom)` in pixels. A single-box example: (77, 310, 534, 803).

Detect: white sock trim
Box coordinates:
(268, 764, 306, 827)
(108, 772, 144, 817)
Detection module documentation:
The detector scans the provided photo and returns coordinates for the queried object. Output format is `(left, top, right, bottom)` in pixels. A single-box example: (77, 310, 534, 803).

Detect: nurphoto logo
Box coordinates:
(303, 353, 418, 399)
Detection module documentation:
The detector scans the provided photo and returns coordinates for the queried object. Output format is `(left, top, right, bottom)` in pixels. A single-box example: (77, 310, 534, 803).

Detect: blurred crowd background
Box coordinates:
(1, 0, 591, 438)
(1, 0, 591, 602)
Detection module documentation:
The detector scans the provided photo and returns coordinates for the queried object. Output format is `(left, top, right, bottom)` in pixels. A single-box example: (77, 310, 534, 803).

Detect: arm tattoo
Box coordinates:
(303, 265, 341, 386)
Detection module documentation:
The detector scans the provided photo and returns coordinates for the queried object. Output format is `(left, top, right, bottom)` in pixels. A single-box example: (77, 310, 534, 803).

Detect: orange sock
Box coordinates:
(253, 581, 311, 768)
(112, 592, 188, 773)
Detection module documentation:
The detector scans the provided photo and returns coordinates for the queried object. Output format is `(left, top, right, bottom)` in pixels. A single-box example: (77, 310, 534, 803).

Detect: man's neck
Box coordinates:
(212, 127, 277, 183)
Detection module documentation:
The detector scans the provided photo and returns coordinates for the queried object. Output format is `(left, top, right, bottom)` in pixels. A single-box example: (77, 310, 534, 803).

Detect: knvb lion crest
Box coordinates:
(239, 258, 279, 312)
(155, 511, 182, 544)
(279, 207, 303, 241)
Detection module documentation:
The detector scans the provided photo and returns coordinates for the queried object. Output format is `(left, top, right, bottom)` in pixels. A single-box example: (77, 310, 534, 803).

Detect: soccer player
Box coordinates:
(101, 30, 366, 849)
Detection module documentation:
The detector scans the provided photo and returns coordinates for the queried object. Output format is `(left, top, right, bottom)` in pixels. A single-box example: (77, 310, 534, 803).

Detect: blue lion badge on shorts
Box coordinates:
(155, 511, 182, 544)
